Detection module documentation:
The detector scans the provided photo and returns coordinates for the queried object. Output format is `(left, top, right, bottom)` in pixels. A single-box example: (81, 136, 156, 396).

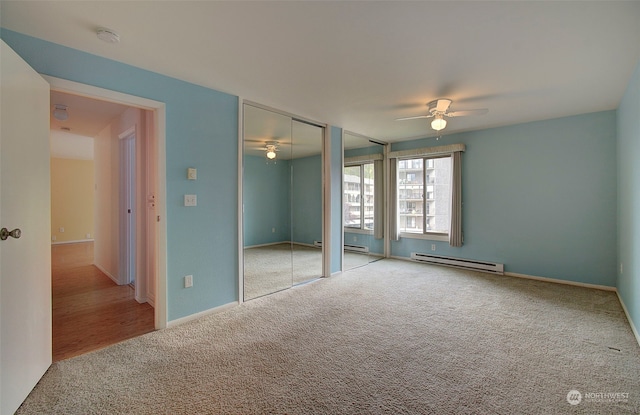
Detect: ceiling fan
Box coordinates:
(396, 99, 488, 131)
(245, 140, 281, 159)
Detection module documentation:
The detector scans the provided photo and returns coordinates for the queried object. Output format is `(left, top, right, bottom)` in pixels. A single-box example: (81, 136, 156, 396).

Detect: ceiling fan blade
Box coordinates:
(436, 99, 452, 112)
(395, 115, 432, 121)
(446, 108, 488, 117)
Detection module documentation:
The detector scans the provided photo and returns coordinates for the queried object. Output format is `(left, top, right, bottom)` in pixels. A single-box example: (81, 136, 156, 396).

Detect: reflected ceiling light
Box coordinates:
(53, 104, 68, 121)
(265, 144, 277, 160)
(97, 28, 120, 44)
(431, 114, 447, 131)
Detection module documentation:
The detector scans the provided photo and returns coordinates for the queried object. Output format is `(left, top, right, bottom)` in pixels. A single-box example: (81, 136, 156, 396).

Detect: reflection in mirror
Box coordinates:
(291, 120, 324, 284)
(243, 104, 293, 300)
(343, 132, 386, 270)
(243, 104, 324, 301)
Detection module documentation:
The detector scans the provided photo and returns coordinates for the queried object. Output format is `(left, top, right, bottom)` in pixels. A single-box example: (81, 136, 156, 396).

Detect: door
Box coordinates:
(119, 129, 136, 286)
(0, 41, 52, 414)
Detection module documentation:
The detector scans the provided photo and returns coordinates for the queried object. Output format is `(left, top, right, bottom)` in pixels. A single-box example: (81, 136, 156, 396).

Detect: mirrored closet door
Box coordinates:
(243, 104, 324, 300)
(343, 132, 386, 271)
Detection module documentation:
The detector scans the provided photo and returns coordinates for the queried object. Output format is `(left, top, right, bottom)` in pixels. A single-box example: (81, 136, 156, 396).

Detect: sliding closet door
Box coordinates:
(291, 120, 324, 284)
(343, 132, 386, 271)
(243, 104, 293, 300)
(243, 104, 325, 300)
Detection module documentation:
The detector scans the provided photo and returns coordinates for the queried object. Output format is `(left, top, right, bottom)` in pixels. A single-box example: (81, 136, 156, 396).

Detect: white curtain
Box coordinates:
(389, 158, 400, 241)
(449, 151, 463, 247)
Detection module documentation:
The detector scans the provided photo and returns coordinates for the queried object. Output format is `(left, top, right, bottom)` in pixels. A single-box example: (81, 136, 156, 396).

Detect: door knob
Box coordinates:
(0, 228, 22, 241)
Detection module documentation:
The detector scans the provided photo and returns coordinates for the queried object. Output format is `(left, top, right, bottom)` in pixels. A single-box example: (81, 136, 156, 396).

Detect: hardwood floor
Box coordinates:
(52, 242, 154, 361)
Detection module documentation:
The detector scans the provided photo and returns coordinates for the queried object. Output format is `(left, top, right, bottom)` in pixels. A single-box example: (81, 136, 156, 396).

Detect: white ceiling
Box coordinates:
(3, 1, 640, 142)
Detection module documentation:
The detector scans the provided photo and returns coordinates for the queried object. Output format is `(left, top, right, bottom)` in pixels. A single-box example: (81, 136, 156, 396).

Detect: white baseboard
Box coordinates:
(94, 263, 119, 285)
(244, 241, 291, 249)
(52, 238, 94, 245)
(505, 271, 616, 292)
(167, 301, 238, 328)
(616, 292, 640, 348)
(135, 294, 148, 304)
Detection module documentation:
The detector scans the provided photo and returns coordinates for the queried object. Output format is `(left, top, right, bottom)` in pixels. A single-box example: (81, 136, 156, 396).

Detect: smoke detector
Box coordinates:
(53, 104, 68, 121)
(97, 28, 120, 44)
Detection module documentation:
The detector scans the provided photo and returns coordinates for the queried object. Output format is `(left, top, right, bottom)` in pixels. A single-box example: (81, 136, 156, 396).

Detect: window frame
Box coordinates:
(398, 154, 451, 241)
(343, 161, 375, 233)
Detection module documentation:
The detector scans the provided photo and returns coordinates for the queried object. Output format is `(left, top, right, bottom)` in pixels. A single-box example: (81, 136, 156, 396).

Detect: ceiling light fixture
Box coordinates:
(265, 144, 277, 160)
(97, 28, 120, 44)
(53, 104, 69, 121)
(431, 114, 447, 131)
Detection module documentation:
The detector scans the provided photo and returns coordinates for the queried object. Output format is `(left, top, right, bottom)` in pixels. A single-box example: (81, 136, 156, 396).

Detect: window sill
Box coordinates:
(343, 228, 374, 235)
(399, 232, 449, 242)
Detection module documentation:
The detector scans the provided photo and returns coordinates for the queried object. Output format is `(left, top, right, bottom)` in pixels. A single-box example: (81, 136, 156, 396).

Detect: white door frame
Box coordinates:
(44, 75, 168, 330)
(118, 127, 136, 287)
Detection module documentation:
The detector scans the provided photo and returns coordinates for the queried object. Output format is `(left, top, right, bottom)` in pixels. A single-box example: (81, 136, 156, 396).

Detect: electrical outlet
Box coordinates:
(187, 167, 197, 180)
(86, 233, 91, 239)
(184, 275, 193, 288)
(431, 244, 436, 251)
(52, 235, 57, 242)
(59, 227, 64, 233)
(184, 194, 197, 207)
(272, 227, 276, 233)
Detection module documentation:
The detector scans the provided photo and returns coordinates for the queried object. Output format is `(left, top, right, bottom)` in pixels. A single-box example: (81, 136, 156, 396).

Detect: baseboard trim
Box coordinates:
(94, 263, 119, 285)
(52, 238, 94, 245)
(391, 255, 618, 291)
(244, 241, 290, 249)
(167, 301, 238, 328)
(505, 272, 616, 292)
(616, 292, 640, 348)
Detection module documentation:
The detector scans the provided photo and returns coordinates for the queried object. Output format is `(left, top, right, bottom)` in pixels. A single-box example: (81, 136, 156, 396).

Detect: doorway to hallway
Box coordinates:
(51, 242, 154, 361)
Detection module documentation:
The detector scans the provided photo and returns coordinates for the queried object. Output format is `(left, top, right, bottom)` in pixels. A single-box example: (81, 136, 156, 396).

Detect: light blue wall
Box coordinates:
(244, 156, 290, 246)
(344, 232, 384, 256)
(330, 126, 343, 274)
(291, 155, 322, 245)
(391, 111, 618, 286)
(617, 60, 640, 334)
(1, 30, 239, 321)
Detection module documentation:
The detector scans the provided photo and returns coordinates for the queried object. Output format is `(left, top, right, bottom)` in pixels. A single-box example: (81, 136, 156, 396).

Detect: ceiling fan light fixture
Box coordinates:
(265, 144, 277, 160)
(431, 115, 447, 131)
(53, 104, 68, 121)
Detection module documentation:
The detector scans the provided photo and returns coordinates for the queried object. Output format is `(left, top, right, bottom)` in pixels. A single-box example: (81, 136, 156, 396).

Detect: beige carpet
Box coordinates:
(244, 243, 324, 300)
(18, 259, 640, 414)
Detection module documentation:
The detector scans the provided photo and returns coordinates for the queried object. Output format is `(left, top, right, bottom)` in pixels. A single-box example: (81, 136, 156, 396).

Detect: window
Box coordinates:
(397, 155, 451, 235)
(344, 163, 374, 230)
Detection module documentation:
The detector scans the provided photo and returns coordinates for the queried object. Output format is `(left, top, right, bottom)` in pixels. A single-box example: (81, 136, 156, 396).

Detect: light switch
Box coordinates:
(187, 167, 197, 180)
(184, 194, 197, 206)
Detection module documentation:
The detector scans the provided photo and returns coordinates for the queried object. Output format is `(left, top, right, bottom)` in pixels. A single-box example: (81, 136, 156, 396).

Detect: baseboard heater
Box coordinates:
(410, 252, 504, 275)
(344, 244, 369, 253)
(315, 240, 370, 254)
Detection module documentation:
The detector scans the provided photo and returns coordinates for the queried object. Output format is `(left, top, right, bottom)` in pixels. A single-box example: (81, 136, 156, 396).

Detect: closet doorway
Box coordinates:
(242, 103, 325, 300)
